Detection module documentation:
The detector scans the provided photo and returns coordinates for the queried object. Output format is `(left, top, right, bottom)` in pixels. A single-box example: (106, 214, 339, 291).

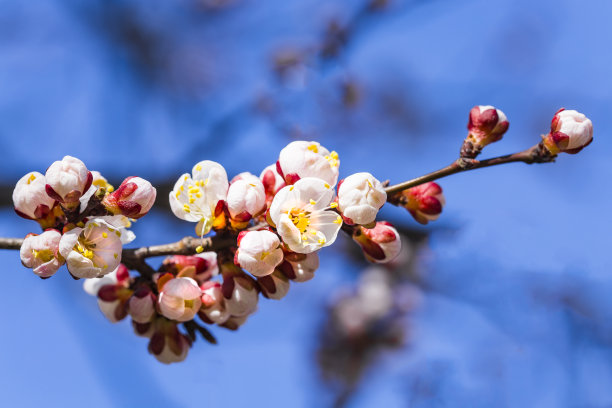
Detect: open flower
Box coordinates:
(277, 141, 340, 186)
(169, 161, 228, 236)
(103, 176, 157, 219)
(45, 156, 93, 209)
(269, 177, 342, 254)
(543, 108, 593, 155)
(13, 172, 57, 222)
(20, 230, 64, 278)
(226, 172, 266, 225)
(235, 230, 284, 277)
(158, 277, 202, 322)
(59, 219, 123, 279)
(337, 172, 387, 225)
(352, 222, 401, 264)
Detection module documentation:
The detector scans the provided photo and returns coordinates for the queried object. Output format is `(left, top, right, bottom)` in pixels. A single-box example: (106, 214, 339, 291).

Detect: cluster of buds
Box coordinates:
(14, 156, 156, 280)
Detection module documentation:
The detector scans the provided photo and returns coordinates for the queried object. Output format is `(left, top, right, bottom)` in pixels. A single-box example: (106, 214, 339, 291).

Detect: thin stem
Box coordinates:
(384, 143, 555, 196)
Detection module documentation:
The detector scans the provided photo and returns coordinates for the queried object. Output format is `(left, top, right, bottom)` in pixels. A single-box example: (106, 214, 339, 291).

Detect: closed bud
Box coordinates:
(158, 277, 202, 322)
(199, 281, 231, 325)
(220, 315, 249, 331)
(221, 266, 259, 317)
(462, 105, 509, 158)
(226, 173, 266, 226)
(259, 164, 285, 204)
(45, 156, 92, 209)
(128, 286, 157, 324)
(398, 182, 445, 225)
(258, 270, 290, 300)
(13, 172, 57, 223)
(20, 230, 64, 278)
(352, 221, 401, 263)
(235, 230, 284, 277)
(277, 252, 319, 283)
(103, 176, 157, 219)
(148, 319, 191, 364)
(543, 108, 593, 155)
(337, 172, 386, 225)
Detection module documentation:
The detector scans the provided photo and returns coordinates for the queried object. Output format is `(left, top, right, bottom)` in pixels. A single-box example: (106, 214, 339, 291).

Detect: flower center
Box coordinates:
(33, 249, 54, 263)
(289, 208, 310, 233)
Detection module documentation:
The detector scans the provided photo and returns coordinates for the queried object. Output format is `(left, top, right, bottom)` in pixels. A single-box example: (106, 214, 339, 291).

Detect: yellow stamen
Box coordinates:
(324, 183, 330, 189)
(27, 173, 36, 185)
(195, 164, 202, 171)
(183, 204, 191, 213)
(289, 208, 310, 233)
(318, 238, 326, 245)
(289, 186, 294, 191)
(307, 144, 319, 153)
(309, 199, 316, 205)
(195, 246, 204, 253)
(32, 249, 54, 263)
(330, 202, 338, 209)
(102, 232, 108, 238)
(334, 216, 342, 224)
(114, 253, 118, 259)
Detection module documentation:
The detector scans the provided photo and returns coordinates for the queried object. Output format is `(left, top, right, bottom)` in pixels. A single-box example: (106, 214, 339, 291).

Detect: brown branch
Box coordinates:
(384, 142, 556, 196)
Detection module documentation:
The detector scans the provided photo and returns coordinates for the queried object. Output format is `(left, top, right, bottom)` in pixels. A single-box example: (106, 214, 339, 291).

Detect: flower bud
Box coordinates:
(20, 230, 64, 278)
(97, 283, 133, 323)
(543, 108, 593, 155)
(277, 252, 319, 283)
(235, 230, 284, 277)
(79, 171, 114, 213)
(462, 105, 509, 158)
(83, 264, 130, 296)
(198, 281, 231, 324)
(103, 176, 157, 219)
(259, 164, 285, 203)
(337, 172, 386, 225)
(148, 319, 191, 364)
(398, 182, 445, 225)
(226, 173, 266, 225)
(277, 141, 340, 186)
(219, 314, 249, 331)
(45, 156, 92, 209)
(222, 267, 259, 317)
(258, 270, 290, 300)
(13, 172, 57, 222)
(352, 221, 401, 263)
(161, 253, 218, 284)
(128, 286, 157, 324)
(158, 277, 202, 322)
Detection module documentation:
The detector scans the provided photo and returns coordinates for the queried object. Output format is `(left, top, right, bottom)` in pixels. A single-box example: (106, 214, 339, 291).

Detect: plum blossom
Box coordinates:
(399, 182, 445, 225)
(20, 230, 64, 278)
(226, 172, 266, 224)
(199, 281, 231, 325)
(352, 222, 401, 264)
(259, 164, 285, 202)
(258, 270, 290, 300)
(45, 156, 93, 209)
(90, 265, 132, 323)
(13, 172, 56, 221)
(79, 171, 114, 213)
(59, 219, 123, 278)
(103, 176, 157, 219)
(543, 108, 593, 154)
(277, 141, 340, 186)
(463, 105, 509, 157)
(337, 172, 387, 225)
(148, 319, 191, 364)
(129, 286, 157, 324)
(269, 177, 342, 254)
(169, 161, 228, 236)
(222, 269, 259, 317)
(235, 230, 284, 277)
(277, 252, 319, 283)
(158, 277, 202, 322)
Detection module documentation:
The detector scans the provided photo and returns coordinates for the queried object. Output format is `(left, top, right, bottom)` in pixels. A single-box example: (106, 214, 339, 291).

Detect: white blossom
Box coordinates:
(338, 172, 386, 225)
(277, 141, 340, 186)
(236, 230, 284, 277)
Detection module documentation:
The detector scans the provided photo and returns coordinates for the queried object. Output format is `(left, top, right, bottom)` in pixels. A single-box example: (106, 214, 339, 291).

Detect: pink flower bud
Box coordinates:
(20, 230, 64, 278)
(258, 270, 290, 300)
(277, 141, 340, 187)
(226, 173, 266, 223)
(13, 172, 57, 221)
(352, 221, 401, 263)
(148, 319, 191, 364)
(128, 286, 157, 324)
(198, 281, 230, 324)
(463, 106, 509, 158)
(259, 164, 286, 203)
(96, 270, 133, 323)
(543, 108, 593, 155)
(220, 315, 249, 331)
(45, 156, 92, 208)
(132, 320, 155, 338)
(235, 230, 284, 277)
(337, 172, 387, 225)
(161, 253, 218, 284)
(158, 277, 202, 322)
(400, 182, 445, 225)
(222, 269, 259, 317)
(277, 252, 319, 283)
(103, 176, 157, 219)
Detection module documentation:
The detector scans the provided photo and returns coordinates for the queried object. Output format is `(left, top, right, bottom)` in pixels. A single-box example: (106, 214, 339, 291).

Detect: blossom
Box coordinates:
(276, 141, 340, 186)
(259, 164, 285, 202)
(161, 253, 218, 284)
(463, 105, 509, 157)
(93, 264, 132, 323)
(399, 182, 445, 225)
(258, 270, 290, 300)
(222, 268, 259, 317)
(337, 172, 387, 225)
(20, 230, 64, 278)
(269, 177, 343, 254)
(103, 176, 157, 219)
(13, 172, 56, 221)
(220, 315, 249, 331)
(543, 108, 593, 155)
(226, 172, 266, 224)
(83, 264, 129, 296)
(148, 319, 191, 364)
(45, 156, 93, 209)
(235, 230, 284, 277)
(277, 252, 319, 283)
(352, 222, 401, 263)
(79, 171, 114, 213)
(58, 219, 123, 279)
(128, 286, 157, 324)
(169, 161, 228, 236)
(199, 281, 231, 325)
(158, 277, 202, 322)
